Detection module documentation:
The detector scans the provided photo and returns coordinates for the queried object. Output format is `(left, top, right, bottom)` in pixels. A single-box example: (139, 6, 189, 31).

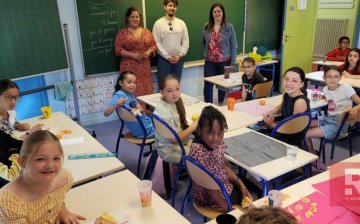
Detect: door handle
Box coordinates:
(282, 33, 292, 44)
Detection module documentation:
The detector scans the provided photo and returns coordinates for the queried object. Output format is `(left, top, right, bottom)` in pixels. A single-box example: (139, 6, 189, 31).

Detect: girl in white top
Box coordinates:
(306, 65, 360, 154)
(154, 74, 198, 164)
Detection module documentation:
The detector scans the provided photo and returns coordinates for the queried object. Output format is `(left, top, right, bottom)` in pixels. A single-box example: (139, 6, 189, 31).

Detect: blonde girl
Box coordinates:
(0, 130, 85, 223)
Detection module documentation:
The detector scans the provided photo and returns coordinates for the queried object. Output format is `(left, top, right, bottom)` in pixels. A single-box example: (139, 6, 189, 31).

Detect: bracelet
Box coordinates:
(234, 176, 240, 181)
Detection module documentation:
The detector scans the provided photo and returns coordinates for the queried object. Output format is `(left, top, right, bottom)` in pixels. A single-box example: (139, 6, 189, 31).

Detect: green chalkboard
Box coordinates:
(76, 0, 142, 75)
(145, 0, 244, 62)
(245, 0, 283, 53)
(0, 0, 68, 79)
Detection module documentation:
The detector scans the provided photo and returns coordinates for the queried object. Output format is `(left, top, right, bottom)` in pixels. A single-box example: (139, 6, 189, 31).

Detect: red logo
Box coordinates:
(330, 162, 360, 211)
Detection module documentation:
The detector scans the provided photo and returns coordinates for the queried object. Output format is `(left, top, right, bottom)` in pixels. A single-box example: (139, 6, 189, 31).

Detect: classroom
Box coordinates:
(1, 0, 360, 223)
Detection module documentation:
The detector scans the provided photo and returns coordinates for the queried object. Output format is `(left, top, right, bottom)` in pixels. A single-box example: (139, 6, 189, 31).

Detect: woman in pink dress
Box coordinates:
(115, 7, 157, 96)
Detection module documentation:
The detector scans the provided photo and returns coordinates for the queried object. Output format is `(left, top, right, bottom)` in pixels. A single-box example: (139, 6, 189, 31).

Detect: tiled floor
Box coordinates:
(86, 117, 360, 224)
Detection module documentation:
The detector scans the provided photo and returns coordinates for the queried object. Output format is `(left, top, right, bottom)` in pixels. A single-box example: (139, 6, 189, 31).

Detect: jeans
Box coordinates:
(157, 56, 184, 84)
(203, 60, 230, 103)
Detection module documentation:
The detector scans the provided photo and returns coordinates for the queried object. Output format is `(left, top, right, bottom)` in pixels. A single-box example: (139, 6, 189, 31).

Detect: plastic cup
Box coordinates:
(224, 66, 231, 79)
(41, 106, 52, 119)
(216, 213, 237, 224)
(227, 97, 235, 111)
(138, 180, 152, 207)
(311, 89, 320, 102)
(268, 190, 283, 207)
(287, 146, 298, 161)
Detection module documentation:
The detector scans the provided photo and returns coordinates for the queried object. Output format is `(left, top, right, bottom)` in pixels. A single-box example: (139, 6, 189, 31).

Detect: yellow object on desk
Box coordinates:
(192, 113, 200, 121)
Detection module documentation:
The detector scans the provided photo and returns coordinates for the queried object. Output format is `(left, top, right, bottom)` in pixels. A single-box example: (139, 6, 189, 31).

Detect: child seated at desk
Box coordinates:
(263, 67, 310, 148)
(104, 71, 155, 138)
(153, 74, 198, 197)
(189, 106, 253, 210)
(339, 48, 360, 78)
(326, 36, 350, 62)
(0, 79, 43, 139)
(306, 65, 360, 155)
(241, 57, 265, 101)
(0, 130, 86, 223)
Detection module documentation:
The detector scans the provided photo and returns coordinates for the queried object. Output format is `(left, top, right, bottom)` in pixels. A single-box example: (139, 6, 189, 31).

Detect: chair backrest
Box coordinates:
(183, 156, 232, 211)
(331, 110, 350, 140)
(252, 81, 273, 99)
(151, 114, 186, 155)
(271, 112, 312, 136)
(346, 108, 360, 126)
(116, 105, 147, 138)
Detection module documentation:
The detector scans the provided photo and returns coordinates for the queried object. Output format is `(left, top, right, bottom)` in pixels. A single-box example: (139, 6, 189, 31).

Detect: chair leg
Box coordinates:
(144, 150, 158, 180)
(171, 164, 182, 207)
(137, 143, 146, 177)
(349, 135, 353, 157)
(330, 142, 335, 160)
(163, 161, 172, 199)
(322, 142, 326, 165)
(180, 181, 192, 215)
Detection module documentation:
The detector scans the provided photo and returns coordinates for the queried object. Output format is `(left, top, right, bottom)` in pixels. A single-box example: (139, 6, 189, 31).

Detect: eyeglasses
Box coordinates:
(242, 66, 253, 69)
(340, 41, 349, 45)
(1, 94, 20, 102)
(325, 75, 340, 80)
(168, 22, 173, 31)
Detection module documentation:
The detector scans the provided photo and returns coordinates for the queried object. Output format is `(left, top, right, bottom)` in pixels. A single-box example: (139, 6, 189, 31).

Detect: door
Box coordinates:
(281, 0, 318, 87)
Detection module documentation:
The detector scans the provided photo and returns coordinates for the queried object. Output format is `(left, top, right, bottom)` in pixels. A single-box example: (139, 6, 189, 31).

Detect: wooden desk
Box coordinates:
(137, 93, 202, 109)
(306, 71, 360, 89)
(312, 60, 344, 71)
(210, 153, 360, 223)
(65, 170, 191, 224)
(16, 112, 125, 185)
(261, 95, 327, 111)
(253, 153, 360, 208)
(203, 60, 279, 103)
(224, 128, 318, 196)
(203, 72, 243, 103)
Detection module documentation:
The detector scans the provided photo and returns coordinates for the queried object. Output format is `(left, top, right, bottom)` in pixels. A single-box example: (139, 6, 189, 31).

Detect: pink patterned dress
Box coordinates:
(115, 28, 157, 96)
(189, 141, 233, 208)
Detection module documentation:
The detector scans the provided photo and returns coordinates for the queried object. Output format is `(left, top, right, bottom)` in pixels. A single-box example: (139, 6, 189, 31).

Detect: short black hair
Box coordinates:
(198, 106, 228, 134)
(338, 36, 350, 44)
(164, 0, 178, 6)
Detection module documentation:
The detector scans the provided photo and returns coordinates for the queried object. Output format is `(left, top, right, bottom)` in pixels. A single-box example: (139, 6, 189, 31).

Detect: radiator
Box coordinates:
(313, 19, 347, 57)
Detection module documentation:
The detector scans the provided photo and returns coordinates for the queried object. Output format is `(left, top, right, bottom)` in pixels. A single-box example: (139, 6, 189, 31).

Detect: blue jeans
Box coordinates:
(157, 56, 184, 83)
(203, 60, 231, 103)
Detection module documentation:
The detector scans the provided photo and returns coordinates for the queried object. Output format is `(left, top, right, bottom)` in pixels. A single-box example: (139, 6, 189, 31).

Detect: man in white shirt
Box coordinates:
(152, 0, 189, 82)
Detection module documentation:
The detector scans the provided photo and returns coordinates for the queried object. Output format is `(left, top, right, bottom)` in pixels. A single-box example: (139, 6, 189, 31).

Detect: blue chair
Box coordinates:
(150, 114, 187, 207)
(270, 112, 312, 190)
(271, 112, 312, 149)
(115, 105, 154, 177)
(318, 111, 354, 164)
(180, 156, 233, 222)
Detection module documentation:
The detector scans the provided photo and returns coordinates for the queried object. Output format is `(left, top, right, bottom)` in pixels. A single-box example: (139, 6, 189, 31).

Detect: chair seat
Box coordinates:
(193, 202, 243, 219)
(124, 132, 155, 145)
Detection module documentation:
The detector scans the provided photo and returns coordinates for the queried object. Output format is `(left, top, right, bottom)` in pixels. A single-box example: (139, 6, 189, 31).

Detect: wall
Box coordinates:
(50, 0, 206, 126)
(317, 0, 359, 44)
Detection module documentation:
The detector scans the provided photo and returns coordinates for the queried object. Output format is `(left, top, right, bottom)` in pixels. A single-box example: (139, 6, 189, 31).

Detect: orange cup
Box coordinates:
(227, 97, 235, 111)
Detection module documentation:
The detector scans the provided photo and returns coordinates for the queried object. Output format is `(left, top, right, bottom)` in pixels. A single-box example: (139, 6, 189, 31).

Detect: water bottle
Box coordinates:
(317, 111, 325, 126)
